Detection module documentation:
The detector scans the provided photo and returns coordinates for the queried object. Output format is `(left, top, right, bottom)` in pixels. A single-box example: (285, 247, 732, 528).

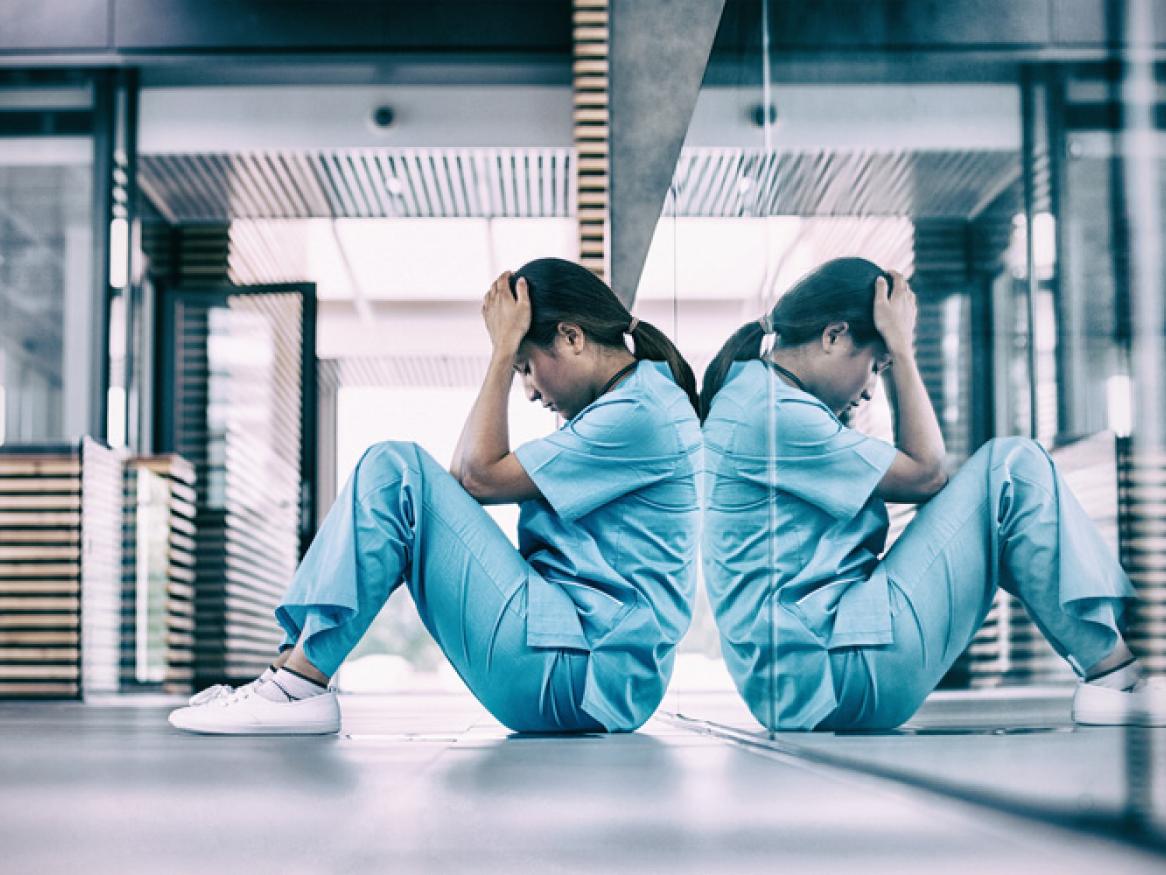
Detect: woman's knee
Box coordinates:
(984, 435, 1055, 485)
(349, 441, 426, 500)
(965, 436, 1051, 484)
(359, 440, 426, 476)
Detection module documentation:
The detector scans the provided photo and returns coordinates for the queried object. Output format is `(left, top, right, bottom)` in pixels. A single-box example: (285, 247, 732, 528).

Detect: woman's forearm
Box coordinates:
(888, 348, 946, 473)
(454, 351, 516, 484)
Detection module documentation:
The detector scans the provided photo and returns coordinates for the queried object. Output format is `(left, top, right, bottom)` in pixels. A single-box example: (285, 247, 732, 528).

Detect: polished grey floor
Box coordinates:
(1, 690, 1164, 874)
(670, 686, 1166, 831)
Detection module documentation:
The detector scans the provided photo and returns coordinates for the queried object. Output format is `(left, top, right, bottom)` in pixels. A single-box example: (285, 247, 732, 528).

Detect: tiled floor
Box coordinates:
(667, 686, 1166, 831)
(0, 690, 1164, 874)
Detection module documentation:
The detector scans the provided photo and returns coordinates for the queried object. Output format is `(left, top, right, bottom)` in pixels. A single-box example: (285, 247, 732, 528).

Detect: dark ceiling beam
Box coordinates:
(710, 0, 1166, 54)
(0, 1, 573, 55)
(5, 1, 1166, 60)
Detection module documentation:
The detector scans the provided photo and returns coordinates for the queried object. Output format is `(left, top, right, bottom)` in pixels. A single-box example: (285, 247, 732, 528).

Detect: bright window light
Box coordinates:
(1107, 374, 1132, 437)
(109, 217, 129, 289)
(107, 387, 126, 448)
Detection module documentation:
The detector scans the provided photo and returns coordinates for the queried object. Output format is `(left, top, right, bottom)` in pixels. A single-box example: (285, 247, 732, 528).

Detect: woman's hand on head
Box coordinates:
(482, 271, 532, 356)
(872, 271, 917, 358)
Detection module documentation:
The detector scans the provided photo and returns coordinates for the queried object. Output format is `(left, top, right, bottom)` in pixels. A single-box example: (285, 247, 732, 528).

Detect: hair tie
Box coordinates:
(758, 314, 775, 335)
(626, 317, 640, 334)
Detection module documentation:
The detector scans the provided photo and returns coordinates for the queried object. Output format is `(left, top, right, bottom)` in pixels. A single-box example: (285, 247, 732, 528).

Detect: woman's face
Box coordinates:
(514, 336, 590, 420)
(817, 335, 892, 417)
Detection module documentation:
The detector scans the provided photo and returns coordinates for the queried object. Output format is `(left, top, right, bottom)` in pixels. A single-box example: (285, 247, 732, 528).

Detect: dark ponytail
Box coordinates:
(698, 319, 768, 421)
(512, 257, 700, 414)
(699, 257, 890, 422)
(627, 320, 699, 414)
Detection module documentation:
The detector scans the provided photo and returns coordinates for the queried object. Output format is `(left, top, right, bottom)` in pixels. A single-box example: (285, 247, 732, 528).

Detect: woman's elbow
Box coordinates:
(457, 470, 483, 500)
(457, 467, 495, 502)
(916, 463, 948, 501)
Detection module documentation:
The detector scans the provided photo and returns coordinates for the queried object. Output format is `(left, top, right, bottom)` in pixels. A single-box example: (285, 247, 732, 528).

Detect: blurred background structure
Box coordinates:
(1, 0, 1165, 863)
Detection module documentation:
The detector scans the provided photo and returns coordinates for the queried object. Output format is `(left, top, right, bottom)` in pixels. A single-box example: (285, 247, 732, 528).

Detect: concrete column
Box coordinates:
(608, 0, 725, 306)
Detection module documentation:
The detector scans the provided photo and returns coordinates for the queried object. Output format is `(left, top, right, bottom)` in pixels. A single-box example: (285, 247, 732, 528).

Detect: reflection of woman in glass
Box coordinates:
(170, 257, 702, 735)
(700, 257, 1162, 731)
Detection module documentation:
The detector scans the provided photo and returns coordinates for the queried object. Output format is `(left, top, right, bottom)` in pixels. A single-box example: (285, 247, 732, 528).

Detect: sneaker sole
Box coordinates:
(169, 709, 340, 737)
(1072, 710, 1132, 726)
(171, 723, 340, 736)
(1072, 704, 1166, 727)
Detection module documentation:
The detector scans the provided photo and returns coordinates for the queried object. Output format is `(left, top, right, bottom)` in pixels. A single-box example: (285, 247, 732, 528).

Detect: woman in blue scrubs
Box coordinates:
(701, 257, 1163, 731)
(170, 257, 702, 735)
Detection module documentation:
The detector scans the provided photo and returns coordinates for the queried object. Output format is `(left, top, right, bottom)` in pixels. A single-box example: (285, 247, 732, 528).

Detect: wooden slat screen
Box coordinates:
(575, 0, 609, 277)
(170, 293, 305, 685)
(1118, 439, 1166, 675)
(0, 439, 122, 698)
(121, 455, 197, 693)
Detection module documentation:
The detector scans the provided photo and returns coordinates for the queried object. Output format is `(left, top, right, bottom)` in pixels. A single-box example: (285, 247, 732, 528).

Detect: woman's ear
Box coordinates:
(821, 321, 850, 353)
(557, 322, 586, 354)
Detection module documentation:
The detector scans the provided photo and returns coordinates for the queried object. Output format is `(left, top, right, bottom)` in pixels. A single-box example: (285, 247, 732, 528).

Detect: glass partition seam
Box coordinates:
(90, 70, 115, 443)
(761, 0, 779, 739)
(1021, 66, 1040, 442)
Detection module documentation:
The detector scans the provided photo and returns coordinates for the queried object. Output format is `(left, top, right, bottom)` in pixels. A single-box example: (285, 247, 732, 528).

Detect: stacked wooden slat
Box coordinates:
(1118, 438, 1166, 675)
(167, 294, 303, 686)
(0, 439, 122, 698)
(121, 455, 197, 693)
(967, 595, 1010, 688)
(80, 439, 124, 696)
(213, 296, 301, 680)
(913, 219, 975, 464)
(574, 0, 609, 276)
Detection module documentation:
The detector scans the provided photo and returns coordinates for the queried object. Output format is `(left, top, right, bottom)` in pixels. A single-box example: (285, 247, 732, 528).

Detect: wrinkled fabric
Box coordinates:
(702, 361, 1134, 731)
(702, 360, 897, 729)
(819, 436, 1135, 730)
(277, 361, 701, 733)
(514, 361, 702, 730)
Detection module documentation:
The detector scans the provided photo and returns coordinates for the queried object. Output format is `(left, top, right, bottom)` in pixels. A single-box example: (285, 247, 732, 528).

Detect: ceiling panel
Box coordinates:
(140, 145, 1020, 224)
(671, 148, 1020, 220)
(140, 147, 576, 222)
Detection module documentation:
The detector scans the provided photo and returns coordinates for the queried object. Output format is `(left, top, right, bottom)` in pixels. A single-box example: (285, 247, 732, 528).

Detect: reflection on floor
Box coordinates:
(667, 686, 1166, 836)
(0, 689, 1163, 873)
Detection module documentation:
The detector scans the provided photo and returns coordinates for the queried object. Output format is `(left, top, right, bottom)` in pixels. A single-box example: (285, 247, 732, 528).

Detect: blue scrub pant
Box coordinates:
(274, 441, 602, 734)
(818, 436, 1135, 731)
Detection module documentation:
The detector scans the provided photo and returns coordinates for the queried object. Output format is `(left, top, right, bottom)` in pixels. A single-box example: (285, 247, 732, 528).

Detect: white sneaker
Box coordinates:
(187, 681, 255, 707)
(1072, 676, 1166, 727)
(169, 684, 341, 735)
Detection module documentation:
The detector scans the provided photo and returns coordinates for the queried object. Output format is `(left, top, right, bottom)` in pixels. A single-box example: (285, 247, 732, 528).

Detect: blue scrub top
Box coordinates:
(702, 359, 898, 729)
(514, 360, 702, 731)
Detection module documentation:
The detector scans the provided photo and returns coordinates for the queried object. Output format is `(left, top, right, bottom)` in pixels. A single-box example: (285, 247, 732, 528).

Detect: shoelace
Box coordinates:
(213, 685, 258, 708)
(189, 684, 234, 706)
(189, 678, 263, 706)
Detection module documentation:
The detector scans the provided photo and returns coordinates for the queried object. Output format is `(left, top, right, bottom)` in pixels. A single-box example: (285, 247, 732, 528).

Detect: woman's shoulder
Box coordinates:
(567, 361, 698, 457)
(707, 374, 846, 457)
(632, 362, 702, 450)
(706, 360, 830, 418)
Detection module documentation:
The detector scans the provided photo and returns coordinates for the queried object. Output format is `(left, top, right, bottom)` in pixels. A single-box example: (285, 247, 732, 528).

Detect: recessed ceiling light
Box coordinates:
(749, 103, 778, 127)
(370, 105, 395, 129)
(385, 177, 404, 196)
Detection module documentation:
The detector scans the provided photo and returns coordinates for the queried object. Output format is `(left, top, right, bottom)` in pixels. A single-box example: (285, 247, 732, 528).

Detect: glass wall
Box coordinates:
(0, 82, 97, 445)
(650, 0, 1165, 839)
(649, 3, 1029, 710)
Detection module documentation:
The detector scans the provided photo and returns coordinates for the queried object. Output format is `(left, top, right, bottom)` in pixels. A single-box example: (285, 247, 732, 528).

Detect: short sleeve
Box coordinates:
(732, 396, 896, 519)
(515, 396, 677, 521)
(777, 398, 896, 517)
